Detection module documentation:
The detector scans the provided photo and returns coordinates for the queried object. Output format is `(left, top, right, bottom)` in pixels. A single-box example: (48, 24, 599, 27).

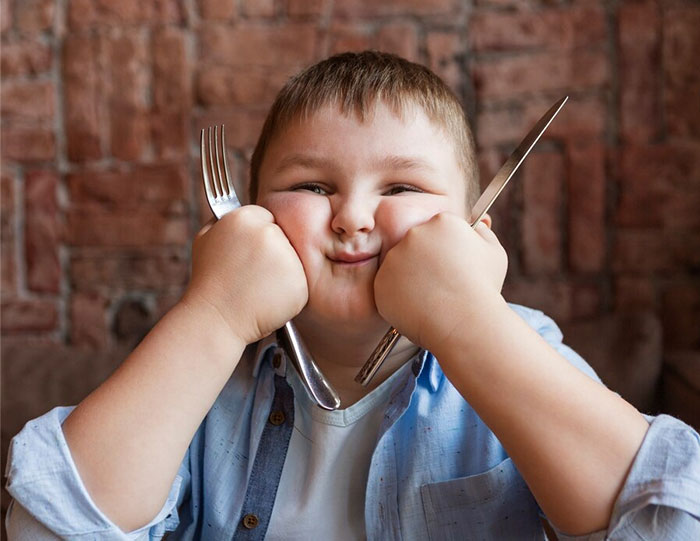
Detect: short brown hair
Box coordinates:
(249, 50, 478, 205)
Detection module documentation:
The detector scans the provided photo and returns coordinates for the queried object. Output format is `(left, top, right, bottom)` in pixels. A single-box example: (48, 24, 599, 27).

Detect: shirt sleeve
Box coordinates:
(4, 406, 190, 540)
(553, 414, 700, 540)
(509, 305, 700, 539)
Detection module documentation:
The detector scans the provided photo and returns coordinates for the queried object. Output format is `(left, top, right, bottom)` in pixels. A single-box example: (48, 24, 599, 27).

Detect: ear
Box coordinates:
(479, 213, 493, 229)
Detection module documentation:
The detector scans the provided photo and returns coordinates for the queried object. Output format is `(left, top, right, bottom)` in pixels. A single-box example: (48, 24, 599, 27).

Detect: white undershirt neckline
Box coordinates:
(264, 351, 415, 540)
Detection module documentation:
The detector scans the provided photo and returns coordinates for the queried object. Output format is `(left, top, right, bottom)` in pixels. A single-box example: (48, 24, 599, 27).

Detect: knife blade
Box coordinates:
(354, 96, 569, 386)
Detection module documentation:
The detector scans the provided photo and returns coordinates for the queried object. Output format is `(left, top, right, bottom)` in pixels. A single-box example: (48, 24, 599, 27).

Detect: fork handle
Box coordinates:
(281, 321, 341, 410)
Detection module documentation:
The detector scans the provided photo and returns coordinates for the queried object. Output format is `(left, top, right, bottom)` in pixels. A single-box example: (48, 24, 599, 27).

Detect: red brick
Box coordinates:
(375, 22, 419, 62)
(24, 170, 61, 293)
(150, 112, 188, 161)
(242, 0, 275, 17)
(200, 23, 318, 68)
(469, 9, 574, 52)
(502, 277, 572, 322)
(106, 31, 149, 160)
(571, 283, 601, 319)
(15, 0, 55, 34)
(199, 0, 235, 20)
(1, 299, 58, 332)
(108, 30, 148, 110)
(66, 211, 189, 247)
(522, 151, 564, 274)
(617, 143, 700, 228)
(1, 40, 52, 77)
(196, 66, 291, 107)
(1, 172, 16, 295)
(472, 49, 609, 101)
(568, 141, 606, 272)
(68, 0, 183, 28)
(68, 165, 188, 212)
(663, 4, 700, 139)
(570, 5, 608, 47)
(335, 0, 456, 17)
(62, 34, 102, 161)
(615, 276, 656, 311)
(613, 230, 671, 273)
(1, 0, 11, 34)
(1, 125, 55, 162)
(1, 81, 55, 121)
(70, 291, 109, 348)
(287, 0, 328, 18)
(619, 0, 662, 143)
(110, 109, 150, 161)
(328, 22, 373, 54)
(426, 31, 462, 92)
(153, 27, 190, 113)
(195, 109, 268, 149)
(668, 231, 700, 270)
(1, 170, 15, 240)
(475, 95, 605, 148)
(662, 282, 700, 349)
(70, 247, 189, 292)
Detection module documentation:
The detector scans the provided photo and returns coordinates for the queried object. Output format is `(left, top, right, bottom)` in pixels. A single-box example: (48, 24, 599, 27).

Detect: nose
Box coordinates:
(330, 194, 376, 237)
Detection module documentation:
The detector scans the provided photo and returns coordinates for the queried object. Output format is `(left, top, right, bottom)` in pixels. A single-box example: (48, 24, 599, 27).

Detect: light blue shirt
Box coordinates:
(5, 305, 700, 540)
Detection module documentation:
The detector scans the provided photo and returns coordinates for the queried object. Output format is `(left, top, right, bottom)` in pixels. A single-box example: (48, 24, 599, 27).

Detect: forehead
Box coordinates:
(261, 101, 462, 174)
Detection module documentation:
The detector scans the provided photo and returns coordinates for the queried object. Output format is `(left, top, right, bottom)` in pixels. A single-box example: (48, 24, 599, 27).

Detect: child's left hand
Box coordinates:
(374, 212, 508, 351)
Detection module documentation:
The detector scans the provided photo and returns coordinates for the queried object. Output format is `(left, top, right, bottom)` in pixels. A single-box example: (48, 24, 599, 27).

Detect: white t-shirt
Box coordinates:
(265, 356, 414, 540)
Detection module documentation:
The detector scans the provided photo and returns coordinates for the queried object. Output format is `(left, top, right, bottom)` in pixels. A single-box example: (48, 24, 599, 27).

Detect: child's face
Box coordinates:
(256, 102, 469, 329)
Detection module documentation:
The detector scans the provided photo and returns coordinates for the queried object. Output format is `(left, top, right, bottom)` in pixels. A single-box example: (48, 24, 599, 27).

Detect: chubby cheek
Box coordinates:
(259, 194, 329, 275)
(377, 200, 449, 261)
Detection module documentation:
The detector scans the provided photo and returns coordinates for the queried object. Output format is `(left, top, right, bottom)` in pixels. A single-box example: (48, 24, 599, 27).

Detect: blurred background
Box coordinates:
(1, 0, 699, 526)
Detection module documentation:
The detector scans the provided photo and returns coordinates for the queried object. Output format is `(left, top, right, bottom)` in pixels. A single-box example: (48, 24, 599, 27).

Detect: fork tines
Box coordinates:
(201, 125, 236, 203)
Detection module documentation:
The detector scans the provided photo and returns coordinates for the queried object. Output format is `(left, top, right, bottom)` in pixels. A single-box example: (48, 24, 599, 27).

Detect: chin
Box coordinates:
(302, 300, 384, 329)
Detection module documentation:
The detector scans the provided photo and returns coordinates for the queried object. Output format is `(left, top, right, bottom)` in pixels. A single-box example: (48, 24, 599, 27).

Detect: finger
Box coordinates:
(196, 218, 216, 238)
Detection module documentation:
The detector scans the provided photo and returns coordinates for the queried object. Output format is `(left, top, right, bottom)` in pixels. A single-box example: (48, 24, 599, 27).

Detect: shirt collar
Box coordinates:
(251, 333, 280, 378)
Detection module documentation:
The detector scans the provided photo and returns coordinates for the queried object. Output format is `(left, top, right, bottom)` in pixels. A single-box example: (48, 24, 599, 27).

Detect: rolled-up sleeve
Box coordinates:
(5, 407, 190, 540)
(554, 414, 700, 540)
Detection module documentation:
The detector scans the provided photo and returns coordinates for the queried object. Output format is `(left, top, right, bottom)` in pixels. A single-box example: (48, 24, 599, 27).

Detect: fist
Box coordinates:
(374, 212, 507, 351)
(183, 206, 308, 345)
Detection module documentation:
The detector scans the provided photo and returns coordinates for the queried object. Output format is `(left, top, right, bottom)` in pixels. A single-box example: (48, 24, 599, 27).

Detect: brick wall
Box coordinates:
(2, 0, 699, 520)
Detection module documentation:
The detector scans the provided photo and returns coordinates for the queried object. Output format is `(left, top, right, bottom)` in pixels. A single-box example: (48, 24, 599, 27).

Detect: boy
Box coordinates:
(6, 51, 700, 540)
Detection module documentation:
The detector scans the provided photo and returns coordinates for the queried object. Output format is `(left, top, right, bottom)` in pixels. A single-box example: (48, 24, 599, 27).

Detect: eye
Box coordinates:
(384, 184, 423, 196)
(292, 183, 328, 195)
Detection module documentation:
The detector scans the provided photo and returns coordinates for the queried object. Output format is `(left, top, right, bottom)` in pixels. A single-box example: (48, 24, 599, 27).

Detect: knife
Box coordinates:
(354, 96, 569, 386)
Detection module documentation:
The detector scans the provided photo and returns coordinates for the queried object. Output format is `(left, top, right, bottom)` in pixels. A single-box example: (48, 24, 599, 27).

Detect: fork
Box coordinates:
(200, 125, 341, 411)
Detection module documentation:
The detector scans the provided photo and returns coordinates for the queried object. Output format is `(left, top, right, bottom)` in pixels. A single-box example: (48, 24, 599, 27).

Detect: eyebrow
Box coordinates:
(273, 153, 435, 174)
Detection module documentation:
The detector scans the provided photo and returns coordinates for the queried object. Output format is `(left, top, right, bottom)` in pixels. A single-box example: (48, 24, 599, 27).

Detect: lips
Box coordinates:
(329, 251, 378, 264)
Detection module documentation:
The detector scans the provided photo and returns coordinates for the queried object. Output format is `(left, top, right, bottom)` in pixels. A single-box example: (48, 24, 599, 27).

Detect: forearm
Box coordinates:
(62, 299, 246, 532)
(434, 298, 649, 535)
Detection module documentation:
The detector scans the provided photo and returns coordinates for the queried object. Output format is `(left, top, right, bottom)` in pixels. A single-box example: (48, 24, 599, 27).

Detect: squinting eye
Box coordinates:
(385, 184, 422, 196)
(293, 183, 327, 195)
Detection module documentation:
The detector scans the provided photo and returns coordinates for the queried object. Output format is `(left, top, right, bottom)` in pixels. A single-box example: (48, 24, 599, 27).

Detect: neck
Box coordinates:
(291, 313, 420, 407)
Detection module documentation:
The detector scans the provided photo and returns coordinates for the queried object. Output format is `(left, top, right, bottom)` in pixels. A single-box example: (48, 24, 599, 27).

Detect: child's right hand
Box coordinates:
(182, 206, 309, 346)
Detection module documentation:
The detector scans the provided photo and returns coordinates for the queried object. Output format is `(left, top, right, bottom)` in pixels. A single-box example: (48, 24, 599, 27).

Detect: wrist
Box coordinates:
(174, 295, 247, 362)
(431, 294, 511, 367)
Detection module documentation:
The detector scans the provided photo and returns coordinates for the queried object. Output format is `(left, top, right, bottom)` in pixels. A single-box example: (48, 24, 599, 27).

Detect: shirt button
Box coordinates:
(242, 513, 259, 529)
(269, 410, 285, 425)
